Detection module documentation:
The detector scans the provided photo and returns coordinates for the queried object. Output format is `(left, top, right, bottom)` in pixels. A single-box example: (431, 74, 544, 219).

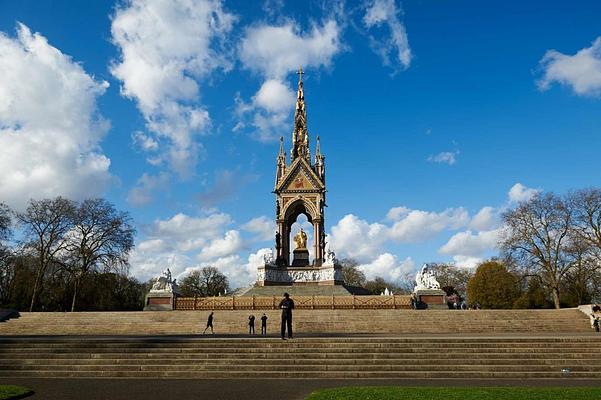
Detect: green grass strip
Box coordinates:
(306, 387, 601, 400)
(0, 385, 33, 400)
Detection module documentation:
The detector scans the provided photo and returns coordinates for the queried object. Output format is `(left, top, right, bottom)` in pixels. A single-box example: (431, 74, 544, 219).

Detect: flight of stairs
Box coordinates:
(0, 309, 592, 336)
(0, 336, 600, 379)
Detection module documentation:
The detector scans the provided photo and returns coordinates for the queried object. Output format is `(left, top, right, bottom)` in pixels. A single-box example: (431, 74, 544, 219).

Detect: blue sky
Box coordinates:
(1, 0, 601, 287)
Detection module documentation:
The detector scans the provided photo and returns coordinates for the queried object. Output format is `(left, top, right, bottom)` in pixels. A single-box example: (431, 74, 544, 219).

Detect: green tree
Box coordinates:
(467, 261, 519, 309)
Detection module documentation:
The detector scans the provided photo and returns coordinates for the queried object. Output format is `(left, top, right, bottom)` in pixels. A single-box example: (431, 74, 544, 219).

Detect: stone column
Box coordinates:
(313, 220, 322, 265)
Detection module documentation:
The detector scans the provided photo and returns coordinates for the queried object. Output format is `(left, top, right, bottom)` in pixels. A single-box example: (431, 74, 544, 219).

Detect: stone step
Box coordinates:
(0, 370, 597, 379)
(3, 357, 600, 366)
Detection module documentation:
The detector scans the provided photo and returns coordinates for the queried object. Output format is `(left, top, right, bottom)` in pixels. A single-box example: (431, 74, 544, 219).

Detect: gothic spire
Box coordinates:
(291, 67, 310, 161)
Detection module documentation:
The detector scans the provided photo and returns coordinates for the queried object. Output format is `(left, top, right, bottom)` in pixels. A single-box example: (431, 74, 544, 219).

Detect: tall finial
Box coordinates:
(278, 136, 285, 156)
(315, 135, 321, 157)
(297, 66, 304, 83)
(291, 67, 309, 161)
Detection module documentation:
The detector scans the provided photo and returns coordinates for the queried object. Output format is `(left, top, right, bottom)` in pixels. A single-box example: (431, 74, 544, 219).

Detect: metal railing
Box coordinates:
(174, 295, 412, 310)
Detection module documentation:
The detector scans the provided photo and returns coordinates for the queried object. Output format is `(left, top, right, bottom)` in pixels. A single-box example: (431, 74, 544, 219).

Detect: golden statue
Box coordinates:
(293, 228, 308, 250)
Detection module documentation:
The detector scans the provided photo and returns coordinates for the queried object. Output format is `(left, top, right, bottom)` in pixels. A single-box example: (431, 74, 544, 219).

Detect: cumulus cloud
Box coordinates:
(0, 23, 112, 209)
(439, 229, 501, 258)
(427, 151, 459, 165)
(328, 214, 388, 262)
(242, 216, 275, 241)
(236, 19, 342, 140)
(197, 230, 244, 261)
(363, 0, 412, 71)
(127, 172, 170, 206)
(538, 37, 601, 96)
(469, 206, 498, 231)
(358, 254, 415, 282)
(129, 211, 275, 288)
(508, 183, 540, 204)
(110, 0, 236, 176)
(388, 207, 469, 242)
(239, 20, 341, 79)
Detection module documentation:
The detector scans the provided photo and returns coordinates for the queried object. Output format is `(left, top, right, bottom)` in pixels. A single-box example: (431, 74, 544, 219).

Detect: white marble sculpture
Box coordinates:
(263, 249, 276, 265)
(150, 268, 176, 292)
(324, 248, 338, 264)
(414, 264, 441, 291)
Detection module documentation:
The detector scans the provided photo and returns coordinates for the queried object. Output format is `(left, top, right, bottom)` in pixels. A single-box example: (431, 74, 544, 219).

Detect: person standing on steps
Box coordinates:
(261, 313, 268, 335)
(279, 292, 295, 340)
(203, 311, 214, 335)
(248, 314, 255, 335)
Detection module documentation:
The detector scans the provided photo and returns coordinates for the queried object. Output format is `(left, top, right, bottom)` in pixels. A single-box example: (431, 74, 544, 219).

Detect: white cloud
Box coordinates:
(254, 79, 296, 112)
(237, 19, 342, 140)
(239, 20, 342, 79)
(439, 229, 501, 258)
(197, 230, 244, 261)
(538, 37, 601, 96)
(152, 212, 233, 252)
(388, 207, 469, 242)
(132, 131, 159, 152)
(110, 0, 236, 176)
(469, 206, 498, 231)
(358, 254, 415, 282)
(127, 172, 170, 206)
(363, 0, 412, 71)
(0, 23, 112, 209)
(427, 151, 459, 165)
(130, 211, 275, 288)
(242, 216, 275, 241)
(386, 206, 410, 221)
(508, 183, 540, 204)
(450, 255, 483, 269)
(328, 214, 388, 262)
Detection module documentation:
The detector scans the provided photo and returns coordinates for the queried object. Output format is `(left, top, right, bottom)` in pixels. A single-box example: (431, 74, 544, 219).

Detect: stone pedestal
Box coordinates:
(257, 261, 343, 286)
(291, 249, 310, 267)
(415, 289, 447, 310)
(143, 292, 175, 311)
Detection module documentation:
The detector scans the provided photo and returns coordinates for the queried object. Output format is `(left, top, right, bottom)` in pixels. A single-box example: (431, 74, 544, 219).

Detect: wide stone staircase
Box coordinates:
(0, 309, 592, 336)
(0, 336, 600, 379)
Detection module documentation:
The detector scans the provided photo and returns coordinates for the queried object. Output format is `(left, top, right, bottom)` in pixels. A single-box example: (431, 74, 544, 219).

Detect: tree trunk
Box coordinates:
(70, 277, 80, 312)
(29, 265, 45, 312)
(551, 286, 561, 309)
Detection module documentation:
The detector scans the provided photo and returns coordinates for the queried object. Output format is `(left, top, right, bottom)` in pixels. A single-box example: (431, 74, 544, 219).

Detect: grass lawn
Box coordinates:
(306, 387, 601, 400)
(0, 385, 32, 400)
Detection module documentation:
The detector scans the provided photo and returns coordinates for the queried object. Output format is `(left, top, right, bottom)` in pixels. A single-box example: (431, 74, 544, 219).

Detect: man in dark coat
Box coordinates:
(248, 314, 255, 335)
(279, 293, 294, 340)
(260, 313, 268, 335)
(203, 312, 214, 335)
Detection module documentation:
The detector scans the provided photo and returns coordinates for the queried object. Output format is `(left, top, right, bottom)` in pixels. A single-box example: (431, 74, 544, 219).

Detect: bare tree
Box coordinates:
(339, 258, 366, 287)
(179, 267, 229, 297)
(0, 203, 14, 305)
(17, 197, 76, 311)
(570, 188, 601, 258)
(429, 262, 474, 296)
(59, 199, 135, 311)
(501, 193, 573, 309)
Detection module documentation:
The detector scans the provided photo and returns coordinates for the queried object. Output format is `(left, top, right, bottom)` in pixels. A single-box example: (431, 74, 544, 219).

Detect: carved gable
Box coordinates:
(277, 158, 324, 193)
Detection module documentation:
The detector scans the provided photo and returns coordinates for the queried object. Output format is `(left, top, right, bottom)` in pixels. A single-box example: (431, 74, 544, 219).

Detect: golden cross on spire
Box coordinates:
(297, 66, 304, 82)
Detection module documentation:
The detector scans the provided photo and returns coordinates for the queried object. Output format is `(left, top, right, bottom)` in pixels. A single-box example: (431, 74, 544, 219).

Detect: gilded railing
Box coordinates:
(174, 295, 412, 310)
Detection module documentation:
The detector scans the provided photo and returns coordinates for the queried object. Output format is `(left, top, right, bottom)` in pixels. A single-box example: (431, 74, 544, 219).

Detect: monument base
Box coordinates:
(143, 292, 175, 311)
(414, 289, 447, 310)
(291, 249, 310, 266)
(256, 261, 344, 287)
